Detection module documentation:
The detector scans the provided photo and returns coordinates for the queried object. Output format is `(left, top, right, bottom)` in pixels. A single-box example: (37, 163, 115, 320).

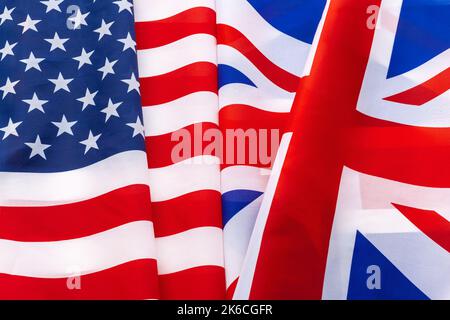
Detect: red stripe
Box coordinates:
(384, 68, 450, 106)
(0, 259, 159, 300)
(140, 62, 217, 106)
(343, 112, 450, 188)
(135, 7, 216, 50)
(152, 190, 222, 238)
(159, 266, 226, 299)
(146, 122, 219, 169)
(392, 203, 450, 252)
(217, 24, 300, 93)
(0, 185, 152, 242)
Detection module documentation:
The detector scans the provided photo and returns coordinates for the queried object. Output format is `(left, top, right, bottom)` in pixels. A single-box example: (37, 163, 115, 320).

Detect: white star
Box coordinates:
(80, 130, 101, 154)
(117, 32, 136, 52)
(0, 6, 14, 25)
(0, 118, 22, 140)
(77, 88, 98, 110)
(40, 0, 63, 13)
(45, 32, 69, 52)
(20, 52, 44, 72)
(49, 73, 73, 92)
(127, 117, 145, 138)
(68, 9, 89, 29)
(0, 41, 16, 61)
(22, 93, 48, 113)
(101, 99, 122, 122)
(113, 0, 133, 14)
(97, 58, 117, 79)
(0, 78, 19, 99)
(73, 48, 93, 69)
(94, 19, 114, 40)
(18, 15, 41, 33)
(25, 135, 51, 160)
(52, 115, 77, 136)
(122, 73, 140, 93)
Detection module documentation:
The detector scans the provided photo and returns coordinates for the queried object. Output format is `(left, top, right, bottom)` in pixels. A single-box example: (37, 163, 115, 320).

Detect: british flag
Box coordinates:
(236, 0, 450, 300)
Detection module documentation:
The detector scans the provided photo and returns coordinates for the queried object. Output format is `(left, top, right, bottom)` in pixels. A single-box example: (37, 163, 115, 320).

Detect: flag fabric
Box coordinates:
(133, 0, 225, 299)
(0, 0, 159, 299)
(236, 0, 450, 299)
(216, 0, 327, 297)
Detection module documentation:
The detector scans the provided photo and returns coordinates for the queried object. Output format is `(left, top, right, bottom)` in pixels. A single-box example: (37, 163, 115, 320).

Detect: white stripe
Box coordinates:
(143, 92, 218, 136)
(0, 221, 156, 278)
(148, 155, 221, 202)
(156, 226, 224, 275)
(233, 132, 292, 299)
(223, 195, 263, 288)
(221, 165, 270, 194)
(137, 34, 217, 78)
(216, 0, 310, 76)
(219, 84, 295, 113)
(134, 0, 216, 22)
(0, 151, 149, 207)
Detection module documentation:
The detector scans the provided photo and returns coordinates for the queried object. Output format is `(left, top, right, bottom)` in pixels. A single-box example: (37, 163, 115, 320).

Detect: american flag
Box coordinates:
(0, 0, 158, 299)
(236, 0, 450, 300)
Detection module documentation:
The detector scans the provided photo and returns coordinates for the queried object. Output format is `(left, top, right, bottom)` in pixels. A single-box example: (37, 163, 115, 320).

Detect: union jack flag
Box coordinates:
(236, 0, 450, 300)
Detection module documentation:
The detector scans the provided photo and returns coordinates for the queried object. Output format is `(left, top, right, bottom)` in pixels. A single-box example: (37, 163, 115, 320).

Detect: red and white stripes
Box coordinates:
(0, 151, 159, 299)
(134, 0, 226, 299)
(216, 0, 307, 297)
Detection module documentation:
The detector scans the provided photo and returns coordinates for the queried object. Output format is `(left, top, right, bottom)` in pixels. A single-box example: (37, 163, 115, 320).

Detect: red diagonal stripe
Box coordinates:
(384, 67, 450, 106)
(217, 24, 300, 93)
(226, 277, 239, 299)
(135, 7, 216, 50)
(392, 203, 450, 252)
